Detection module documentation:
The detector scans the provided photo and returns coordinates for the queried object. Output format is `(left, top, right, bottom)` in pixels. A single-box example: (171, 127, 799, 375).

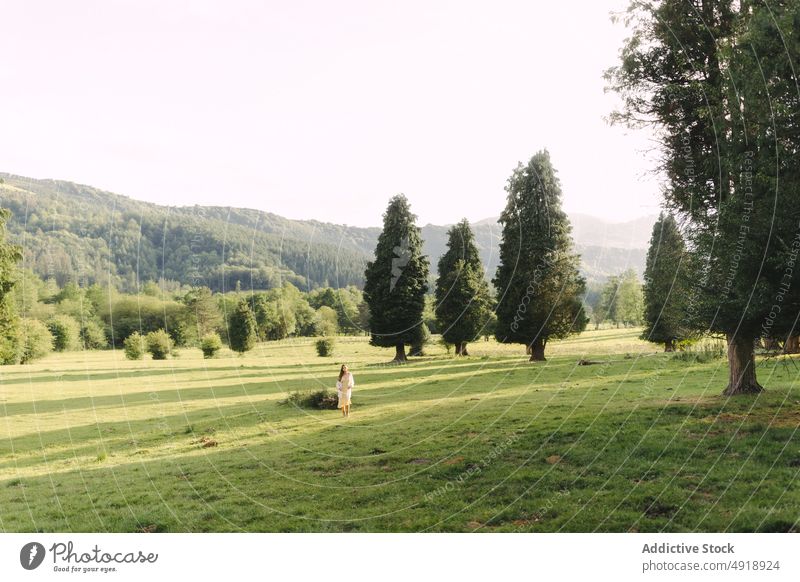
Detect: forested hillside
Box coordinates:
(0, 174, 369, 291)
(0, 173, 648, 291)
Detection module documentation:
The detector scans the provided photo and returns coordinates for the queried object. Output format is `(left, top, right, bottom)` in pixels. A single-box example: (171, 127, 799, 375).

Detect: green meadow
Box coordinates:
(0, 328, 798, 533)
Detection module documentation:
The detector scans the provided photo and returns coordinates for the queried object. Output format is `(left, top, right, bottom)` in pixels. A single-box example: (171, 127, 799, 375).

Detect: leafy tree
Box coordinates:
(308, 286, 362, 334)
(18, 318, 53, 364)
(283, 283, 317, 336)
(146, 329, 173, 360)
(251, 290, 297, 340)
(101, 295, 187, 347)
(47, 314, 81, 352)
(200, 332, 223, 358)
(641, 213, 689, 351)
(12, 269, 54, 321)
(615, 269, 644, 327)
(80, 319, 108, 349)
(228, 299, 257, 353)
(434, 219, 493, 355)
(184, 287, 223, 338)
(123, 331, 146, 360)
(314, 306, 339, 337)
(363, 195, 429, 362)
(597, 275, 620, 327)
(607, 0, 800, 394)
(493, 151, 587, 360)
(0, 208, 22, 364)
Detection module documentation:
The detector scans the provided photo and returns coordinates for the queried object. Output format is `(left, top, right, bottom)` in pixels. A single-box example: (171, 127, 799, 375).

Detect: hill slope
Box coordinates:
(0, 173, 650, 291)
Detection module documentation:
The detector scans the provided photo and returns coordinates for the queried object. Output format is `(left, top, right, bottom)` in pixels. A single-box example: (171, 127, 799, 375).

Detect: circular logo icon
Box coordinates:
(20, 542, 46, 570)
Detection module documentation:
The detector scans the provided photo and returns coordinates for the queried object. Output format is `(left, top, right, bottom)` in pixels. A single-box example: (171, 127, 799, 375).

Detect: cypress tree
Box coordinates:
(228, 298, 257, 353)
(434, 219, 493, 355)
(641, 213, 689, 351)
(493, 151, 587, 361)
(363, 195, 429, 362)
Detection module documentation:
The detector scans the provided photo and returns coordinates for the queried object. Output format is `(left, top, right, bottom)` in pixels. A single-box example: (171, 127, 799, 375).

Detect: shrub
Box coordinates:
(284, 389, 338, 410)
(315, 337, 335, 357)
(146, 329, 173, 360)
(200, 332, 223, 359)
(47, 314, 80, 352)
(18, 318, 54, 364)
(439, 337, 453, 355)
(123, 332, 146, 360)
(80, 320, 108, 349)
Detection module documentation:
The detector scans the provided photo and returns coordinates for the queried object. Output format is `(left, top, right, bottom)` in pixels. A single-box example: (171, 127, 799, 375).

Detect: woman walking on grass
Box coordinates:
(337, 364, 354, 417)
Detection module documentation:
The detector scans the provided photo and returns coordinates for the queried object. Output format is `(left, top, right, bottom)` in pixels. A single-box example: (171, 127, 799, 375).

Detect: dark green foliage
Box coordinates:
(80, 319, 108, 349)
(607, 0, 800, 393)
(47, 314, 81, 352)
(145, 329, 173, 360)
(18, 318, 53, 364)
(200, 332, 223, 358)
(101, 295, 187, 347)
(0, 208, 22, 364)
(363, 195, 429, 361)
(228, 299, 257, 353)
(492, 151, 587, 360)
(123, 332, 146, 360)
(251, 292, 295, 340)
(315, 337, 335, 357)
(434, 219, 493, 355)
(641, 214, 689, 350)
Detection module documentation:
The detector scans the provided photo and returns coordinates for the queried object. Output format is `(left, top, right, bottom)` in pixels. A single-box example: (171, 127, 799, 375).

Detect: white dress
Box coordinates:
(337, 373, 354, 408)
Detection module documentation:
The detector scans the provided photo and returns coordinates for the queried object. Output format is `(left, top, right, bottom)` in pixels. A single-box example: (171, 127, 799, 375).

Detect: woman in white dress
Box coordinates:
(337, 364, 354, 417)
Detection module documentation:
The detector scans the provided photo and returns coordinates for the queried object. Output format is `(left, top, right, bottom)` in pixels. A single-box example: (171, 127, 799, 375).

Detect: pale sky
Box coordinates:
(0, 0, 661, 227)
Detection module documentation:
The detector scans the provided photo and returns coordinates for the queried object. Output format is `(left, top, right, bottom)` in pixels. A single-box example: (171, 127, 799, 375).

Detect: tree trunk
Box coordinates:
(664, 339, 676, 352)
(393, 343, 407, 363)
(459, 342, 469, 356)
(784, 335, 800, 354)
(529, 337, 546, 362)
(723, 334, 763, 396)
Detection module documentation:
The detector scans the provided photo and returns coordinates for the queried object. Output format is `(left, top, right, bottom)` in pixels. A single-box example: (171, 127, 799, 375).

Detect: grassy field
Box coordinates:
(1, 328, 798, 533)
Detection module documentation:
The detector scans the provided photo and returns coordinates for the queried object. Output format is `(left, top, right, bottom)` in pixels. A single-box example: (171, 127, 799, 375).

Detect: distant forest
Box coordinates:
(0, 173, 646, 292)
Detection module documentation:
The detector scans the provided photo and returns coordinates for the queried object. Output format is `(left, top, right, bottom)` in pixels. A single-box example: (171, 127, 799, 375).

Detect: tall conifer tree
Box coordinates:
(493, 151, 587, 361)
(434, 219, 492, 356)
(363, 195, 429, 362)
(642, 213, 688, 351)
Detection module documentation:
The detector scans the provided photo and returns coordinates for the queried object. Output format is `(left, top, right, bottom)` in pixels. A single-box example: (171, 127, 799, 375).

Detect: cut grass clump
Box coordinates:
(284, 389, 338, 410)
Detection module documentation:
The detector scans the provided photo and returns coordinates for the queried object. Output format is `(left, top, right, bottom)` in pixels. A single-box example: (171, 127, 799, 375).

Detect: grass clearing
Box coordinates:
(1, 328, 798, 532)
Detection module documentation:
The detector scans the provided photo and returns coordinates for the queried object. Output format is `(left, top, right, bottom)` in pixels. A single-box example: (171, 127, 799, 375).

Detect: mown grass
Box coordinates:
(0, 328, 798, 532)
